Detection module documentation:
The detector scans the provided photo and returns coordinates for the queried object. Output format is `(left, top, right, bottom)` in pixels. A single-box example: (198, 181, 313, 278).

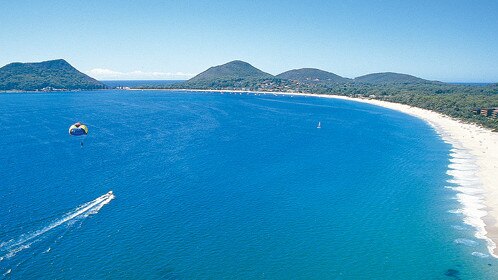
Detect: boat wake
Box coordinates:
(0, 191, 114, 276)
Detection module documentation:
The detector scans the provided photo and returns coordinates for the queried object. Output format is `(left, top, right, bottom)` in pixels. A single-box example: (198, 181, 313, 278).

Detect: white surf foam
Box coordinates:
(449, 157, 474, 164)
(0, 191, 114, 261)
(448, 162, 476, 171)
(445, 186, 483, 196)
(454, 238, 478, 246)
(452, 225, 467, 231)
(447, 169, 477, 178)
(471, 251, 490, 258)
(447, 178, 481, 188)
(444, 144, 498, 258)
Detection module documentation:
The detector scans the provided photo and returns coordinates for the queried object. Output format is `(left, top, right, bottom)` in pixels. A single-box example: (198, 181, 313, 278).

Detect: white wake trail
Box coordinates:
(0, 191, 114, 260)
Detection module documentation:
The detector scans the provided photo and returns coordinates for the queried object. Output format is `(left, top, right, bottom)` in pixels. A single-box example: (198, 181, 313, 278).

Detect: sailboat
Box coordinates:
(317, 121, 321, 129)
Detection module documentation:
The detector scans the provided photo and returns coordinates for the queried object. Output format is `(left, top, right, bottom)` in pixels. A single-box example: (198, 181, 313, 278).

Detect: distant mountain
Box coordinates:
(187, 60, 273, 83)
(354, 72, 435, 84)
(155, 60, 448, 91)
(0, 59, 106, 91)
(276, 68, 351, 83)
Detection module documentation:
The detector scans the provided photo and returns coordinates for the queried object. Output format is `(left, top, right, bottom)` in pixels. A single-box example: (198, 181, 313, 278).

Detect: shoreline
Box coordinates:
(138, 88, 498, 257)
(321, 93, 498, 258)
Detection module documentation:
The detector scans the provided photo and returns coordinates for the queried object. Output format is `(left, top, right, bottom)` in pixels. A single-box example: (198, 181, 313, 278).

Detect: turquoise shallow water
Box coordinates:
(0, 90, 496, 279)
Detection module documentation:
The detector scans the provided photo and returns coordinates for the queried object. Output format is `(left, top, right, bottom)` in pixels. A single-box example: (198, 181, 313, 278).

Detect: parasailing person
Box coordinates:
(68, 122, 88, 147)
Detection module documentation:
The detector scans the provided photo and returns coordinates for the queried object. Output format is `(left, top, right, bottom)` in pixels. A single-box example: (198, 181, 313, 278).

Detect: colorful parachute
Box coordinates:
(69, 122, 88, 136)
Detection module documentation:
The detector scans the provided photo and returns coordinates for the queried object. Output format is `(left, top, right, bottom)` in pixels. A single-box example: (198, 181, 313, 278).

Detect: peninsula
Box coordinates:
(0, 59, 106, 91)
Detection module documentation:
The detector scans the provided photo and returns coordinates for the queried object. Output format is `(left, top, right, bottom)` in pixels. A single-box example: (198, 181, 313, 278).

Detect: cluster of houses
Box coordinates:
(472, 108, 498, 119)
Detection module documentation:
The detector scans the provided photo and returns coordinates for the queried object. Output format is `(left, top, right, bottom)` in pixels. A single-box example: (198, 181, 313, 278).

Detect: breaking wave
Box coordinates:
(471, 252, 490, 258)
(454, 238, 478, 247)
(445, 146, 497, 257)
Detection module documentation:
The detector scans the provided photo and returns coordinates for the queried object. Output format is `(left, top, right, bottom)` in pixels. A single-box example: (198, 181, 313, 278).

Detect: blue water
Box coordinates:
(0, 90, 497, 279)
(102, 80, 183, 88)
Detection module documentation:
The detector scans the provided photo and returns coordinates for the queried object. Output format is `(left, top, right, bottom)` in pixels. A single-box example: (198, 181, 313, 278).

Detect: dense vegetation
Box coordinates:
(186, 60, 272, 84)
(138, 60, 498, 131)
(311, 83, 498, 131)
(353, 72, 435, 84)
(276, 68, 351, 83)
(0, 59, 106, 91)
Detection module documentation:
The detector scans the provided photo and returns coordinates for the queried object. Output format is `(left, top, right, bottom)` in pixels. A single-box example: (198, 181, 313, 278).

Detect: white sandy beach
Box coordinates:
(164, 88, 498, 257)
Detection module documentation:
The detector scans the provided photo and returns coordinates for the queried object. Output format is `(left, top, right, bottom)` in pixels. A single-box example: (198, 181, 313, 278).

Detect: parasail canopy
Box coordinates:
(69, 122, 88, 136)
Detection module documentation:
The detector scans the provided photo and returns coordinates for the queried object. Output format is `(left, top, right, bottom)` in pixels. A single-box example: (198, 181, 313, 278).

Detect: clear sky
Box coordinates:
(1, 0, 497, 82)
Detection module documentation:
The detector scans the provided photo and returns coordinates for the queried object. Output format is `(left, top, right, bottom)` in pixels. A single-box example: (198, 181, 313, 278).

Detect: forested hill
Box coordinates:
(187, 60, 273, 82)
(276, 68, 351, 83)
(178, 61, 437, 89)
(0, 59, 106, 91)
(354, 72, 436, 84)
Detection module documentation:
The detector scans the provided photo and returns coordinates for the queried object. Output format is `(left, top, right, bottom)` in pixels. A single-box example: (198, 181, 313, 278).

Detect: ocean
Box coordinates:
(0, 90, 496, 279)
(101, 80, 183, 88)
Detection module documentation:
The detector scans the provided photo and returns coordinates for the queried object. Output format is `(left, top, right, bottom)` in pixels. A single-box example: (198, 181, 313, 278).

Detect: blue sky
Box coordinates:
(1, 0, 497, 82)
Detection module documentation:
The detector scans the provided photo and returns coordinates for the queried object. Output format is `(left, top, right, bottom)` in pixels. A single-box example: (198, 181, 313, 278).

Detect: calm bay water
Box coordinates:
(0, 90, 496, 279)
(102, 80, 183, 88)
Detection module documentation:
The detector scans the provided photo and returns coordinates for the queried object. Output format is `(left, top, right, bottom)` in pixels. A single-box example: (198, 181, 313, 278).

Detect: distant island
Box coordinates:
(0, 59, 106, 91)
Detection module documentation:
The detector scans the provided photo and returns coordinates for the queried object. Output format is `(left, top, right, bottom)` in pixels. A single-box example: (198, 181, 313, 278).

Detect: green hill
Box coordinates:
(276, 68, 351, 83)
(180, 60, 275, 89)
(354, 72, 435, 84)
(187, 60, 273, 82)
(0, 59, 106, 91)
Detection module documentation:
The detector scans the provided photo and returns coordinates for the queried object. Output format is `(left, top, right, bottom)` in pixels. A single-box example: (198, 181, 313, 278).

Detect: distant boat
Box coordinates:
(317, 121, 321, 129)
